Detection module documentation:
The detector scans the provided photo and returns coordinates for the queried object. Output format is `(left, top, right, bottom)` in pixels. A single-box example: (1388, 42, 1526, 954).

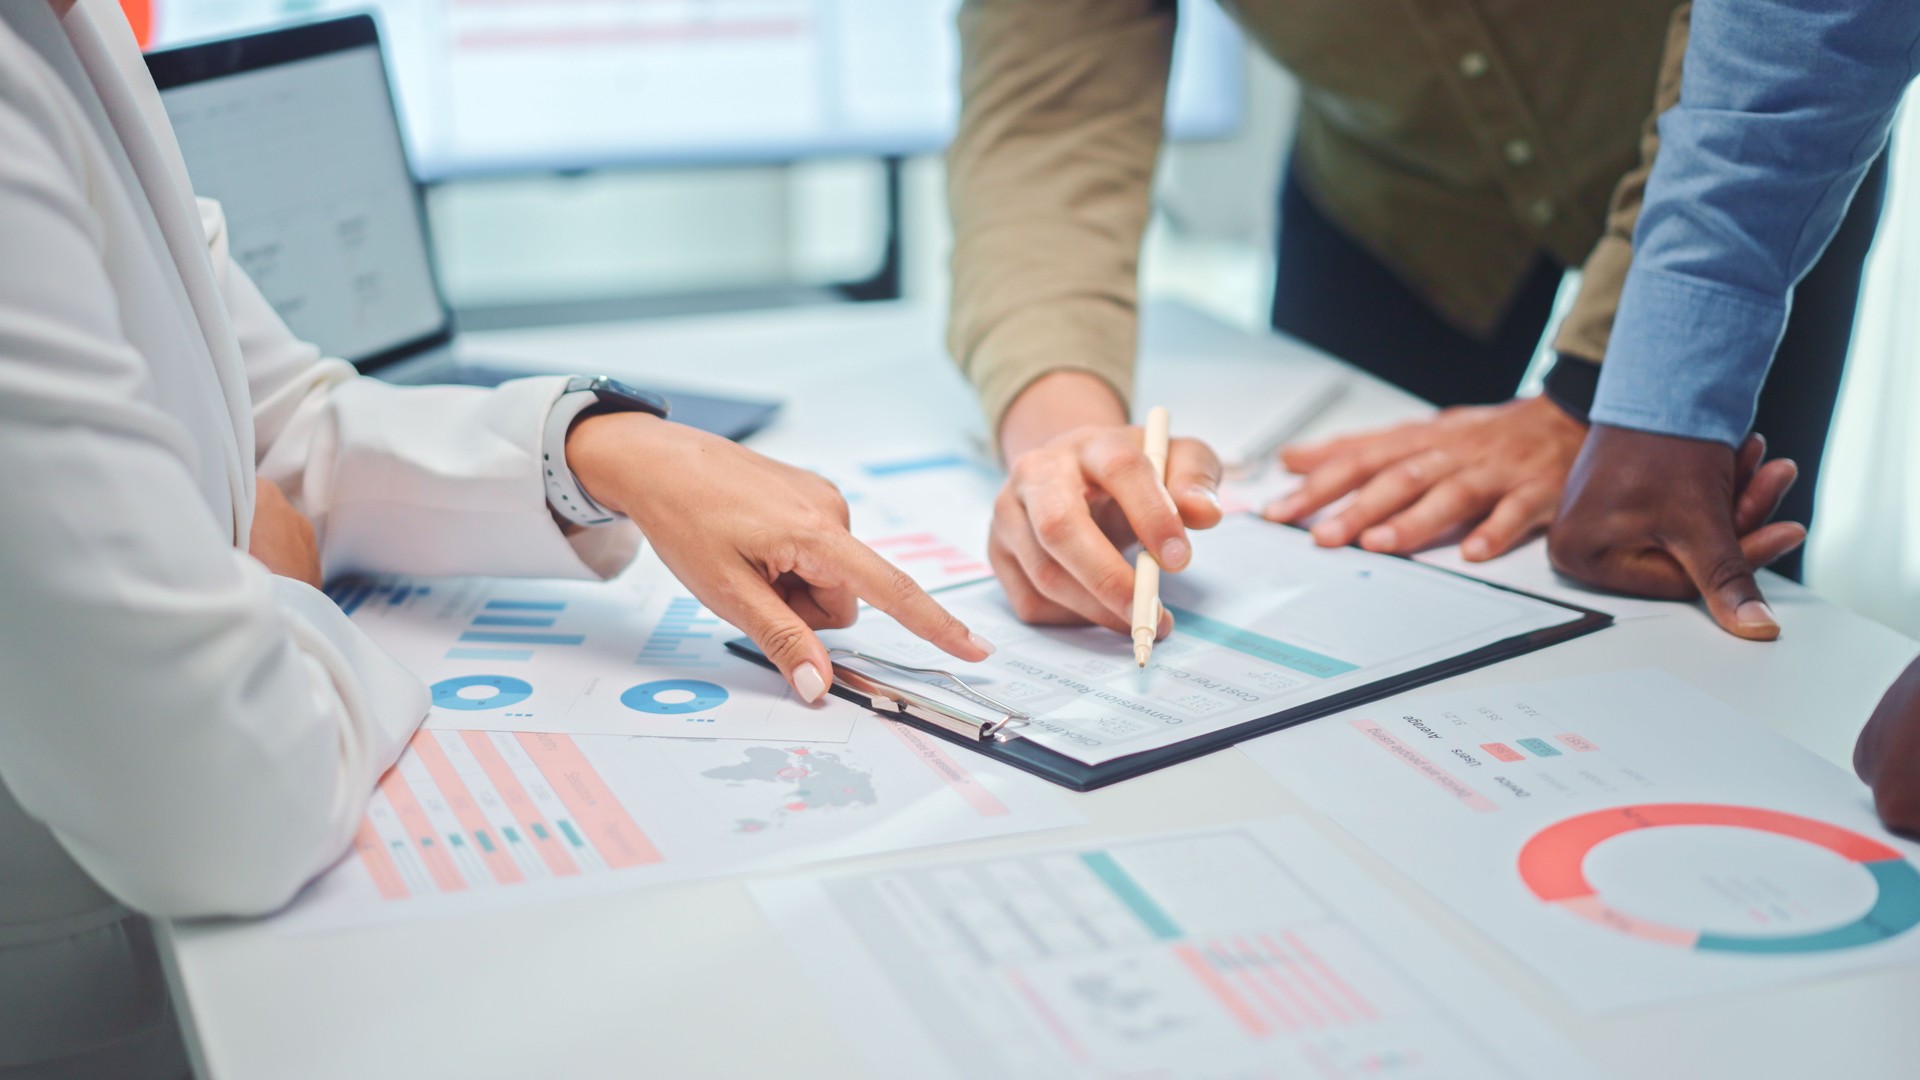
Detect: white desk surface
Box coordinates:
(164, 302, 1920, 1080)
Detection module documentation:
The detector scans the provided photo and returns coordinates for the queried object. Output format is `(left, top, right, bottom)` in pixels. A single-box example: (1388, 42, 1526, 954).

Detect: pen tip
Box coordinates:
(1134, 644, 1151, 668)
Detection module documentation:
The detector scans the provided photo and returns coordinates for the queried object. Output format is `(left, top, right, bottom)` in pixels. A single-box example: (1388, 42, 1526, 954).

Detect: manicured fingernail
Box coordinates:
(1462, 537, 1490, 560)
(1160, 537, 1190, 569)
(1361, 526, 1397, 550)
(967, 632, 996, 657)
(1736, 601, 1777, 629)
(1311, 521, 1344, 545)
(793, 662, 828, 703)
(1192, 486, 1221, 510)
(1269, 495, 1304, 520)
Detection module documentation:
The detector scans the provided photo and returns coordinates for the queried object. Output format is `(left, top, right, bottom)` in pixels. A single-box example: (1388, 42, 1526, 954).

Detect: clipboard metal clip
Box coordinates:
(827, 648, 1031, 743)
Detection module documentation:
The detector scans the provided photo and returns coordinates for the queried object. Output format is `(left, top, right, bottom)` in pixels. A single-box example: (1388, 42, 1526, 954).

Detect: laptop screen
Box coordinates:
(156, 24, 448, 368)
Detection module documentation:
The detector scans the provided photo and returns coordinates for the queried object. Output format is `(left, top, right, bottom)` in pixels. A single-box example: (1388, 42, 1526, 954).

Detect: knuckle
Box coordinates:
(758, 620, 813, 665)
(1032, 507, 1077, 548)
(1393, 457, 1433, 485)
(878, 564, 922, 607)
(1701, 551, 1755, 594)
(1088, 564, 1133, 606)
(994, 486, 1024, 522)
(1030, 560, 1073, 597)
(1085, 440, 1140, 480)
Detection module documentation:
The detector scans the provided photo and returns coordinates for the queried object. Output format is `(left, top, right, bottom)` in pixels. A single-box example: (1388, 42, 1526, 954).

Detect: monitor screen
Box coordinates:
(150, 0, 1245, 179)
(161, 41, 448, 363)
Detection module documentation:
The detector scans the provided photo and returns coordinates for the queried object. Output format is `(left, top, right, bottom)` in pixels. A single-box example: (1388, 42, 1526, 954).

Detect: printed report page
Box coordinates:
(753, 818, 1600, 1079)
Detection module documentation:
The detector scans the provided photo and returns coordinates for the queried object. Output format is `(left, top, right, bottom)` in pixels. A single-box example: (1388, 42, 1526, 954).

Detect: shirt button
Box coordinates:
(1504, 139, 1535, 167)
(1528, 199, 1557, 226)
(1459, 52, 1490, 78)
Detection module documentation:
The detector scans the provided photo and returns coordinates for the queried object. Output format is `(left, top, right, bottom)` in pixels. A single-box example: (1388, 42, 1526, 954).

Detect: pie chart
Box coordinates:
(1519, 803, 1920, 954)
(621, 679, 730, 715)
(431, 674, 533, 711)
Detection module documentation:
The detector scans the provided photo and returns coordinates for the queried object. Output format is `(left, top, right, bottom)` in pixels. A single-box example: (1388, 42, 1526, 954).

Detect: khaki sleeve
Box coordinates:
(946, 0, 1177, 435)
(1553, 3, 1691, 364)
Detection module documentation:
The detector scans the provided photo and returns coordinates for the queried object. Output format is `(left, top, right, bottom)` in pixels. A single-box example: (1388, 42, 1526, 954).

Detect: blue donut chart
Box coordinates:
(431, 674, 533, 711)
(621, 679, 730, 715)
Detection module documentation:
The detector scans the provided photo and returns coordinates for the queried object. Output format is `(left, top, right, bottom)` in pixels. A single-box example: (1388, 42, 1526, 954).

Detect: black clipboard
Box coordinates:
(725, 569, 1612, 793)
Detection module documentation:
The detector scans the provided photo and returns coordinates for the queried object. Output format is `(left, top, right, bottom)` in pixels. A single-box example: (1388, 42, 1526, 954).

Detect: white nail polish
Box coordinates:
(794, 662, 828, 703)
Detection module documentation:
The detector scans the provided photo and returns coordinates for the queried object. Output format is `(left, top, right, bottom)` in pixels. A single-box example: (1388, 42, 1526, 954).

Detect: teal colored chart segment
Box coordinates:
(1698, 859, 1920, 954)
(1162, 606, 1357, 678)
(621, 679, 730, 715)
(1081, 851, 1182, 940)
(431, 674, 532, 711)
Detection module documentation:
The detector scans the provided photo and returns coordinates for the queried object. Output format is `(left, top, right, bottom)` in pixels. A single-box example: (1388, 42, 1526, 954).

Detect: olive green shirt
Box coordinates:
(948, 0, 1687, 430)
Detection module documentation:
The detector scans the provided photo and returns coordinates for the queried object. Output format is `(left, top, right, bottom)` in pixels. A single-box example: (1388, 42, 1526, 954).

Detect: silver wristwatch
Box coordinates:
(542, 375, 671, 528)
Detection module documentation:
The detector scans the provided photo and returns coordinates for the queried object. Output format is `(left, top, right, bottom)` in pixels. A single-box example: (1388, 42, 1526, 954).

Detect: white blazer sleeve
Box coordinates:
(0, 66, 429, 919)
(200, 200, 643, 582)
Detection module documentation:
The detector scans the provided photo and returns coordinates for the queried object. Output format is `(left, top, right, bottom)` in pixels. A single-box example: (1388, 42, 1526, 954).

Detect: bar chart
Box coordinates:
(350, 728, 662, 904)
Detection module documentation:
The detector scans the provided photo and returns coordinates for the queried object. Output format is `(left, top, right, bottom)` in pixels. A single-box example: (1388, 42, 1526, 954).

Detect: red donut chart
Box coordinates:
(1518, 803, 1920, 954)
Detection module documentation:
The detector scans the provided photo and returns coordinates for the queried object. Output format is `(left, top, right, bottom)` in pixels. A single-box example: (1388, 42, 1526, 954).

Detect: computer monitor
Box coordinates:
(152, 15, 450, 367)
(149, 0, 1245, 179)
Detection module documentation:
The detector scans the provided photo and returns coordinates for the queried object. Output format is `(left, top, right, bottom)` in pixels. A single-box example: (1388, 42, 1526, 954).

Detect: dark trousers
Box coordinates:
(1270, 153, 1891, 581)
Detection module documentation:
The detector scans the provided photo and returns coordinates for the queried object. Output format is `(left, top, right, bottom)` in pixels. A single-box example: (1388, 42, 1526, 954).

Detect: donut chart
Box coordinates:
(1519, 803, 1920, 954)
(621, 679, 730, 715)
(431, 674, 533, 711)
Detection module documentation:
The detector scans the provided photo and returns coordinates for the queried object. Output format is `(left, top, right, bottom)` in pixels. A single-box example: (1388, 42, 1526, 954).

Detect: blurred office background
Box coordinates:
(140, 0, 1919, 638)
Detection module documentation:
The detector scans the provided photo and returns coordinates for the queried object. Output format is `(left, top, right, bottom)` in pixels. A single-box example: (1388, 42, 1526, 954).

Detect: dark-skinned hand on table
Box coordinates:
(1548, 425, 1807, 640)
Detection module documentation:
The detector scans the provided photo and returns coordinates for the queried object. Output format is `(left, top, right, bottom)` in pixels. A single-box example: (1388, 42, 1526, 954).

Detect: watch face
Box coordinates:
(591, 377, 671, 419)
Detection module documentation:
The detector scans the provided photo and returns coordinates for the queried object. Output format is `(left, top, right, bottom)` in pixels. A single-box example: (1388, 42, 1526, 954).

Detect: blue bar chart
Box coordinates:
(637, 596, 724, 669)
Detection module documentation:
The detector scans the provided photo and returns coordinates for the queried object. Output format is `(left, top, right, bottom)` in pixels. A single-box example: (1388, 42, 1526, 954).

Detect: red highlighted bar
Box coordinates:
(411, 734, 525, 886)
(460, 732, 580, 878)
(1175, 943, 1270, 1037)
(1480, 742, 1525, 763)
(376, 769, 466, 893)
(350, 820, 409, 900)
(516, 733, 663, 869)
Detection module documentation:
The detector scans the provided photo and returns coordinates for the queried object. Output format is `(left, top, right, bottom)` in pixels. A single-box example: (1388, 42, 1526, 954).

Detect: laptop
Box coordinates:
(144, 14, 780, 440)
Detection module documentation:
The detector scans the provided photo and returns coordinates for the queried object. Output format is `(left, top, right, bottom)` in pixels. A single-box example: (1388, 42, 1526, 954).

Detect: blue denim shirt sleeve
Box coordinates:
(1591, 0, 1920, 446)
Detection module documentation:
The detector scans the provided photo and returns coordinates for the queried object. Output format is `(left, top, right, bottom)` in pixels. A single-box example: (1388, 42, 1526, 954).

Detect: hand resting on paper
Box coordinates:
(1548, 426, 1804, 641)
(565, 412, 993, 703)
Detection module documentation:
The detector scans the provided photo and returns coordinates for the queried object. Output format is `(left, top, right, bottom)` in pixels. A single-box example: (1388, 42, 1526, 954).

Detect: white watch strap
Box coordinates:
(543, 379, 622, 528)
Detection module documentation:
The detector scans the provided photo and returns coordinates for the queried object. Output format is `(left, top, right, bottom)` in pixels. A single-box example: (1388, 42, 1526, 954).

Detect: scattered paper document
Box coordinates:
(821, 516, 1587, 767)
(751, 818, 1600, 1079)
(1239, 669, 1920, 1010)
(332, 576, 858, 743)
(275, 715, 1084, 933)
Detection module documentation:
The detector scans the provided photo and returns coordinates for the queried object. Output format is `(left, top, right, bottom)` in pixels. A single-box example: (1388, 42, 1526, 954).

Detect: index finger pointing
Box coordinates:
(825, 537, 993, 662)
